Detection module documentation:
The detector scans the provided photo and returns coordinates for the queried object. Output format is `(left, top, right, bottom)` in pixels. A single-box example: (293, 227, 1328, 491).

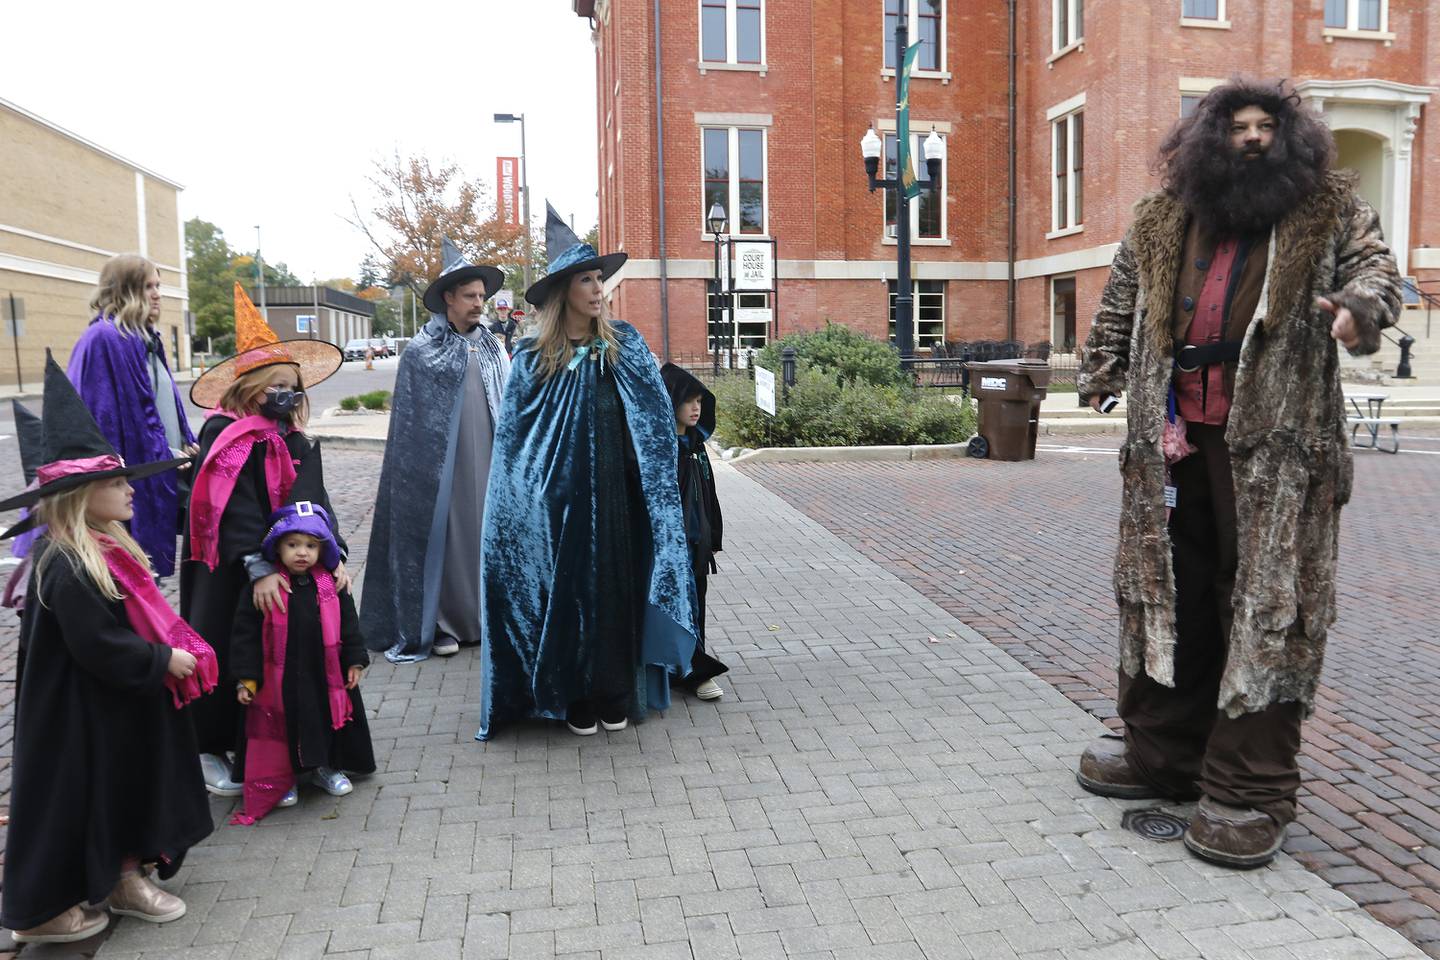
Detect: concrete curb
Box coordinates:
(729, 442, 970, 464)
(309, 433, 387, 451)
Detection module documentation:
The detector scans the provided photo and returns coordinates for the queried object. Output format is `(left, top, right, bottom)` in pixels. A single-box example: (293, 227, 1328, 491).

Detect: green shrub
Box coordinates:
(359, 390, 391, 411)
(339, 396, 360, 412)
(713, 370, 975, 449)
(754, 322, 907, 389)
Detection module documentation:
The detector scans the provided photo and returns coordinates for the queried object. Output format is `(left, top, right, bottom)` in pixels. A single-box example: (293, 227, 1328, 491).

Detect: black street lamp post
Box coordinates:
(861, 10, 945, 361)
(707, 202, 729, 376)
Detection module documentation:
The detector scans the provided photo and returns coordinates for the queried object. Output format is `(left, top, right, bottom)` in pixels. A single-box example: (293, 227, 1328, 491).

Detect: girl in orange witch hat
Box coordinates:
(179, 283, 348, 800)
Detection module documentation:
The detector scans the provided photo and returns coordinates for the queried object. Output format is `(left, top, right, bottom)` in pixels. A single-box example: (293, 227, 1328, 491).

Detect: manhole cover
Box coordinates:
(1122, 809, 1188, 841)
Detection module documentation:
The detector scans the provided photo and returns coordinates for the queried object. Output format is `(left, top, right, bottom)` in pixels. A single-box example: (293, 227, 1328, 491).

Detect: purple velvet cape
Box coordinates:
(67, 317, 196, 576)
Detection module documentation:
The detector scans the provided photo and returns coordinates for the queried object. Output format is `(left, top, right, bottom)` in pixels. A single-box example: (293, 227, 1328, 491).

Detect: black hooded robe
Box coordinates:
(1, 551, 213, 931)
(230, 577, 376, 777)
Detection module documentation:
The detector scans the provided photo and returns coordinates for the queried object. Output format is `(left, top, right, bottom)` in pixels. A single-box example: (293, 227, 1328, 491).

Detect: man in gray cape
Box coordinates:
(362, 238, 510, 661)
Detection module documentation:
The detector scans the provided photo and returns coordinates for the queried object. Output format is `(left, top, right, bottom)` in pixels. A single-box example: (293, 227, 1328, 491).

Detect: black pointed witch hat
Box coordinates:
(523, 203, 627, 308)
(421, 236, 505, 314)
(12, 400, 45, 486)
(0, 350, 190, 513)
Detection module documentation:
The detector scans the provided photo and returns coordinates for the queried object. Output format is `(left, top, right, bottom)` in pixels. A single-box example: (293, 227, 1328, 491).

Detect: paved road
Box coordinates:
(0, 450, 1427, 958)
(741, 433, 1440, 957)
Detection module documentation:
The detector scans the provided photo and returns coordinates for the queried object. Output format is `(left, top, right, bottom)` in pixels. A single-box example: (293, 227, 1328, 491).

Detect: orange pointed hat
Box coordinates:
(189, 282, 343, 409)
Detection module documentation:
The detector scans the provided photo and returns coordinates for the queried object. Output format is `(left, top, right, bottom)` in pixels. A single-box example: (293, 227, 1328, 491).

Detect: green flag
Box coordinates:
(897, 40, 924, 201)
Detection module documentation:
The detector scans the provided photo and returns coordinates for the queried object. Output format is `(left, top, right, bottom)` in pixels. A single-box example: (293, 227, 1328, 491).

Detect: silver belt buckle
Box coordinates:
(1175, 344, 1201, 373)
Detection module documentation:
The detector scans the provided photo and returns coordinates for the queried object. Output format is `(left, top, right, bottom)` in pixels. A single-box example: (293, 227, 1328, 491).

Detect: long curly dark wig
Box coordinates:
(1156, 78, 1334, 235)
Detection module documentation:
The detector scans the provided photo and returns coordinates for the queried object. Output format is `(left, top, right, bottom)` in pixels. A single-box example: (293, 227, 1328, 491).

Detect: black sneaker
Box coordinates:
(566, 702, 598, 736)
(599, 701, 629, 732)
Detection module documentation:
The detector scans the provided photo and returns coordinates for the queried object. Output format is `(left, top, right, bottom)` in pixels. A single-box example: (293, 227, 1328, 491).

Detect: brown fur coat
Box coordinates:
(1079, 172, 1401, 717)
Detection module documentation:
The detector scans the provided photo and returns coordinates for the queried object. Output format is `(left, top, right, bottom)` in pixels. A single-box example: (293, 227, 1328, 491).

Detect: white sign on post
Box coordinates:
(754, 366, 777, 415)
(731, 241, 774, 291)
(296, 314, 315, 334)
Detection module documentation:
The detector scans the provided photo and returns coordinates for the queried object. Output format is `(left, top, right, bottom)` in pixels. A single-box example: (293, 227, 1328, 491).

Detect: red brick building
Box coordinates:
(575, 0, 1437, 359)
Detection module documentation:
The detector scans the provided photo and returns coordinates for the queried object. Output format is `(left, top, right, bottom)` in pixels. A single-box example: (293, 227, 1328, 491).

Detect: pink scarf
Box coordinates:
(189, 414, 297, 571)
(98, 534, 219, 707)
(233, 567, 352, 825)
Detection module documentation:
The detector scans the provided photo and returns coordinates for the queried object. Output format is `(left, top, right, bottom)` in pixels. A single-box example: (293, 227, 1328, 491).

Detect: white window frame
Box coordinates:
(1323, 0, 1393, 43)
(697, 0, 767, 72)
(699, 126, 770, 240)
(1178, 77, 1223, 116)
(880, 0, 950, 83)
(888, 280, 946, 349)
(1047, 94, 1085, 238)
(879, 129, 949, 246)
(1051, 0, 1083, 55)
(1180, 0, 1230, 29)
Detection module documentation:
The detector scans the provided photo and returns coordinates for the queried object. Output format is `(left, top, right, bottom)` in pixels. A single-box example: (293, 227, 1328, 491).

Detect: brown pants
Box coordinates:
(1119, 422, 1304, 825)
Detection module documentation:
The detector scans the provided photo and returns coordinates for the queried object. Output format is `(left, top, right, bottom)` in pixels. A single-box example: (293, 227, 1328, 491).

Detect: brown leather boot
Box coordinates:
(12, 904, 110, 943)
(107, 871, 187, 923)
(1183, 796, 1285, 869)
(1076, 736, 1169, 799)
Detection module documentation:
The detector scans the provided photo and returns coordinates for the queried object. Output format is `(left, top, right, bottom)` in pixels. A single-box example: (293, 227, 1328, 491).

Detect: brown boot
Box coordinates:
(1076, 736, 1169, 799)
(1183, 796, 1285, 869)
(12, 904, 110, 943)
(107, 871, 187, 923)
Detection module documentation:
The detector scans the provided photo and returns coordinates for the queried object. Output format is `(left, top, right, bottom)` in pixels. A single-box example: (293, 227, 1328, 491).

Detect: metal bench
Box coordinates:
(1347, 392, 1400, 454)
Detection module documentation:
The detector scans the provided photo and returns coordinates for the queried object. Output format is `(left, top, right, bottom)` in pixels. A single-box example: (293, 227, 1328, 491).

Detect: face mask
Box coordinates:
(261, 389, 302, 420)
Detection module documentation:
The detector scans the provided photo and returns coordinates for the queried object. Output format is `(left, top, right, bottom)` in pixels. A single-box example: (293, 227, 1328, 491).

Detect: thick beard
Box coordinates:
(1181, 147, 1317, 236)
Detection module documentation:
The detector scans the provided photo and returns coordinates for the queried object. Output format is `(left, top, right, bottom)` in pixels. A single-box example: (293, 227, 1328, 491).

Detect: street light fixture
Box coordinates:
(707, 202, 729, 375)
(494, 112, 533, 298)
(860, 8, 944, 362)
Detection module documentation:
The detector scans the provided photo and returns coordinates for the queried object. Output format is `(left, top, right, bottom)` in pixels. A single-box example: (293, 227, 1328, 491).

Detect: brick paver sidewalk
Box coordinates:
(0, 450, 1425, 958)
(742, 433, 1440, 957)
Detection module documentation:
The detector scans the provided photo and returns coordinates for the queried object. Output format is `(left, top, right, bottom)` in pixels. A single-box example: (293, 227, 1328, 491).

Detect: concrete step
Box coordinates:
(1037, 414, 1440, 435)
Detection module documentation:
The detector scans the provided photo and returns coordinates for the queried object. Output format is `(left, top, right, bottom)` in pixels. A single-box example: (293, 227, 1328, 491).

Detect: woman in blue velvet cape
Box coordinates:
(477, 222, 697, 740)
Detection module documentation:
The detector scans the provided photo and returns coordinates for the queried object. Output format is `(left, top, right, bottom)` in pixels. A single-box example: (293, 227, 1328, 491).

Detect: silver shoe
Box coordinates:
(278, 785, 299, 808)
(313, 767, 353, 796)
(13, 904, 110, 942)
(108, 872, 186, 924)
(199, 752, 243, 797)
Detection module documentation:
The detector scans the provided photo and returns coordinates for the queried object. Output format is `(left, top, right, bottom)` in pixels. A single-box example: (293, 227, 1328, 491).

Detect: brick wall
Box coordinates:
(588, 0, 1439, 356)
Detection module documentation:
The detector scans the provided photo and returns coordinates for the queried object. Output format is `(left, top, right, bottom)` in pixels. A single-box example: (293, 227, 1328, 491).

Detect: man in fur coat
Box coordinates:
(1075, 79, 1401, 868)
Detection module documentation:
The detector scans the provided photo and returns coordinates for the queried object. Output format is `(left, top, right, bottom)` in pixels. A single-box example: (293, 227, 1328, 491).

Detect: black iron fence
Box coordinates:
(667, 341, 1081, 390)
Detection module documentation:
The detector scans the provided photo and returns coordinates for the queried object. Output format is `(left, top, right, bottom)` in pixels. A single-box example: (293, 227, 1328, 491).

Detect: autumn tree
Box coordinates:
(349, 153, 527, 299)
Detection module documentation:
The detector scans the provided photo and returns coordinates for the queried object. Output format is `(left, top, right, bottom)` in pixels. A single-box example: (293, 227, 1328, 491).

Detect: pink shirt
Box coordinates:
(1174, 237, 1240, 426)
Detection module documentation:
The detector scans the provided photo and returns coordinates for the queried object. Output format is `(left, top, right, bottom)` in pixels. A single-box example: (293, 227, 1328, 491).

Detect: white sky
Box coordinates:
(1, 0, 600, 281)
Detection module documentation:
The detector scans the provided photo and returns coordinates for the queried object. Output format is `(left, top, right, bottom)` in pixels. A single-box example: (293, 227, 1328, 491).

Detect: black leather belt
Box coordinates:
(1175, 342, 1241, 373)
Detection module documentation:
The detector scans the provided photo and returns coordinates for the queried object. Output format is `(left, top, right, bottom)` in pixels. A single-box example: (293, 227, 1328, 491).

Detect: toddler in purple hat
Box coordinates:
(229, 500, 375, 823)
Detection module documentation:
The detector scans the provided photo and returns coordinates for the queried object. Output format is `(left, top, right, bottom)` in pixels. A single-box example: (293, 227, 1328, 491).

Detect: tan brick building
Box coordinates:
(0, 96, 189, 389)
(576, 0, 1437, 359)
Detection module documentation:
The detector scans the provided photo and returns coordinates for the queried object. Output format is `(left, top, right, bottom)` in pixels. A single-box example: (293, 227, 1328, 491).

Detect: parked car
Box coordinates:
(343, 339, 372, 361)
(368, 338, 393, 358)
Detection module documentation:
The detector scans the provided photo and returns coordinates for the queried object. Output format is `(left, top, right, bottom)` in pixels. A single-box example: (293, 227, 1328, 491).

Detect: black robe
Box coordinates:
(230, 577, 375, 776)
(1, 550, 213, 930)
(179, 416, 347, 758)
(677, 429, 728, 685)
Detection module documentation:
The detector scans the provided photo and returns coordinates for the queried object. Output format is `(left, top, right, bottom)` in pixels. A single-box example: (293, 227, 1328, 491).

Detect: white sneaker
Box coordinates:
(313, 767, 353, 796)
(432, 637, 460, 656)
(695, 679, 724, 701)
(199, 753, 243, 797)
(278, 786, 299, 808)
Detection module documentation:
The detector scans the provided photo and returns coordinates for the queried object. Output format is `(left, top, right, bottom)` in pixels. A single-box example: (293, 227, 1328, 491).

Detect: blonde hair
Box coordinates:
(34, 480, 151, 603)
(90, 254, 158, 335)
(218, 363, 309, 430)
(526, 276, 621, 381)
